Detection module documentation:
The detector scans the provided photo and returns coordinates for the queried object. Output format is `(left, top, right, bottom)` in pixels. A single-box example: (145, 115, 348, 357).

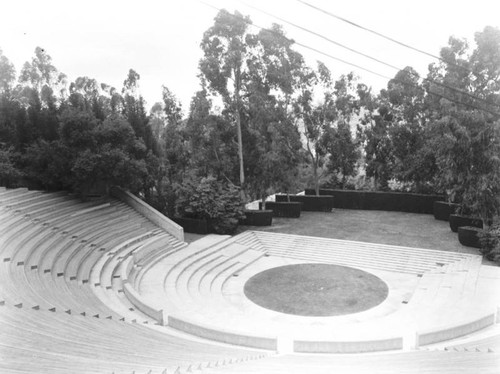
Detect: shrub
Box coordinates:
(240, 210, 273, 226)
(0, 147, 23, 188)
(479, 218, 500, 263)
(175, 176, 244, 235)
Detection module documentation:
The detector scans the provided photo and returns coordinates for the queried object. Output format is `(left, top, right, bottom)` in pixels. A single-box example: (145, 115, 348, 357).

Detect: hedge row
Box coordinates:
(433, 201, 461, 221)
(275, 195, 334, 212)
(305, 189, 443, 214)
(173, 217, 212, 235)
(458, 226, 483, 248)
(449, 214, 483, 233)
(258, 202, 302, 218)
(239, 210, 273, 226)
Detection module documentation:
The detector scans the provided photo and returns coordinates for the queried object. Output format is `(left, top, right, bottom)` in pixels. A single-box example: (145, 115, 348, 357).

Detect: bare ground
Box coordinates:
(185, 208, 495, 265)
(237, 209, 480, 256)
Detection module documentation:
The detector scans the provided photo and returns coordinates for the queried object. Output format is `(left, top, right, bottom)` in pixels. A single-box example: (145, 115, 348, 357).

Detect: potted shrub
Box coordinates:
(175, 176, 245, 235)
(433, 200, 460, 221)
(478, 219, 500, 263)
(240, 209, 273, 226)
(259, 201, 302, 218)
(431, 112, 500, 249)
(449, 205, 483, 232)
(449, 214, 483, 232)
(458, 226, 483, 248)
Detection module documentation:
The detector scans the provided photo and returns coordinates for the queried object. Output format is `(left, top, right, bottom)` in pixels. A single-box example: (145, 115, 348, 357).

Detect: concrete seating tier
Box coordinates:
(1, 188, 267, 373)
(2, 191, 69, 211)
(45, 227, 155, 319)
(235, 231, 470, 275)
(0, 187, 30, 199)
(446, 334, 500, 353)
(440, 324, 500, 353)
(0, 198, 110, 239)
(129, 233, 188, 288)
(0, 190, 43, 206)
(209, 350, 500, 374)
(133, 231, 499, 353)
(1, 195, 152, 306)
(89, 230, 165, 322)
(0, 306, 263, 374)
(2, 188, 499, 372)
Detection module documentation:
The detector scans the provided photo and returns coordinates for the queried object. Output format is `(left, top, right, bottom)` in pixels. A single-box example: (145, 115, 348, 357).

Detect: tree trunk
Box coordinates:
(234, 69, 245, 189)
(313, 159, 320, 196)
(341, 174, 347, 190)
(235, 105, 244, 187)
(306, 141, 320, 196)
(261, 195, 266, 210)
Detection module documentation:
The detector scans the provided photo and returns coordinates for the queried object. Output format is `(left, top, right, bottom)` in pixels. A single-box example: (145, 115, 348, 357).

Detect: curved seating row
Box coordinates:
(126, 229, 497, 354)
(0, 306, 265, 374)
(211, 350, 500, 374)
(235, 231, 471, 275)
(1, 188, 498, 373)
(446, 335, 500, 353)
(0, 189, 261, 373)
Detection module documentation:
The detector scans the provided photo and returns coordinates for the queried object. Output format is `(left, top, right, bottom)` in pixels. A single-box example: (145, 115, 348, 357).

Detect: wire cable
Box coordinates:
(197, 1, 500, 117)
(239, 0, 500, 112)
(296, 0, 474, 74)
(240, 1, 401, 71)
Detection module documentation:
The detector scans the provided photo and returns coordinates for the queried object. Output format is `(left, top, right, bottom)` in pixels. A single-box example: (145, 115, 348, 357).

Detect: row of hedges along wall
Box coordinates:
(275, 194, 334, 212)
(449, 214, 483, 232)
(458, 226, 483, 248)
(305, 189, 443, 214)
(433, 201, 461, 221)
(173, 217, 213, 235)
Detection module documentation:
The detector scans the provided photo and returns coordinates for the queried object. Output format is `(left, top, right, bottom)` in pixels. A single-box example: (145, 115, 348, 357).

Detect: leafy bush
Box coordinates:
(176, 176, 244, 235)
(479, 218, 500, 263)
(0, 147, 23, 188)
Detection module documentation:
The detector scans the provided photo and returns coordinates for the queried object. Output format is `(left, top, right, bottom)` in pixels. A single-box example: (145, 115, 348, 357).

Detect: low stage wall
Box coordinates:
(168, 316, 277, 350)
(293, 337, 403, 353)
(417, 313, 495, 346)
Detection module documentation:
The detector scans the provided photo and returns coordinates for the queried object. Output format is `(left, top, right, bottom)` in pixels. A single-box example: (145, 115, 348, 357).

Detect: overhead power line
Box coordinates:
(239, 1, 400, 71)
(197, 1, 500, 117)
(296, 0, 474, 75)
(240, 1, 500, 112)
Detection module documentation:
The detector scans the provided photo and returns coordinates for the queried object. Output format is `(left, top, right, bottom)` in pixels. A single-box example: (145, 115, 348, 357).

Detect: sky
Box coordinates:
(1, 0, 499, 112)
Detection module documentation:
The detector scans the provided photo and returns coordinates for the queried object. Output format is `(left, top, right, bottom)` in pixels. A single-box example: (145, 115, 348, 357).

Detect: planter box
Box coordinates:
(259, 202, 301, 218)
(275, 195, 334, 212)
(449, 214, 483, 233)
(173, 217, 211, 235)
(305, 189, 443, 214)
(458, 226, 483, 249)
(433, 201, 461, 221)
(240, 210, 273, 226)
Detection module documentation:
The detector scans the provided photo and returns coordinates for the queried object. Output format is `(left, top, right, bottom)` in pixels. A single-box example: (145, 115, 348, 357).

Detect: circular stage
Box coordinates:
(243, 263, 389, 316)
(138, 231, 491, 353)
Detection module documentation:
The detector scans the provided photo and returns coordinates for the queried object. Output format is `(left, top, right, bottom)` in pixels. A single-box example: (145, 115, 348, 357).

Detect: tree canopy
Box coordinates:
(0, 13, 499, 242)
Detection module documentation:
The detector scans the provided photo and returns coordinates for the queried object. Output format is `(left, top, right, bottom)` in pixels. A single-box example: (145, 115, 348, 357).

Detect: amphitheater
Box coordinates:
(1, 187, 500, 373)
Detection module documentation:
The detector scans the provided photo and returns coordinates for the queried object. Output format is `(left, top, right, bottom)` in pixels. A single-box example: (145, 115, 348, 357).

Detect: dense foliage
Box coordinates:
(0, 14, 499, 250)
(479, 219, 500, 263)
(176, 176, 244, 234)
